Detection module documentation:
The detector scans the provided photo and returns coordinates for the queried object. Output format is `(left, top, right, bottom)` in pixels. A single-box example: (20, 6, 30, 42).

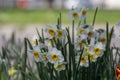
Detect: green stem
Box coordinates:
(92, 7, 98, 26)
(72, 20, 75, 43)
(21, 38, 28, 80)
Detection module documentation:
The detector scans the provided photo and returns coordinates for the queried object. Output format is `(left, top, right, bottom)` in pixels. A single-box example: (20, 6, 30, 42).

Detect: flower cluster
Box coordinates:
(29, 7, 115, 72)
(0, 4, 119, 80)
(30, 43, 66, 71)
(30, 24, 68, 71)
(68, 7, 87, 21)
(74, 24, 107, 67)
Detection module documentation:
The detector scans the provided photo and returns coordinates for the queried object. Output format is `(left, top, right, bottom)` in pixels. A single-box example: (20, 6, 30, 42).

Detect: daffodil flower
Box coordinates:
(56, 29, 67, 40)
(45, 25, 57, 39)
(85, 46, 97, 62)
(68, 8, 80, 21)
(98, 32, 107, 44)
(32, 35, 39, 46)
(54, 62, 65, 71)
(74, 36, 87, 51)
(76, 27, 86, 36)
(76, 24, 93, 37)
(32, 46, 42, 62)
(87, 30, 95, 38)
(93, 42, 105, 58)
(47, 48, 64, 64)
(75, 54, 89, 67)
(85, 25, 94, 38)
(45, 39, 52, 47)
(96, 28, 115, 45)
(80, 7, 88, 20)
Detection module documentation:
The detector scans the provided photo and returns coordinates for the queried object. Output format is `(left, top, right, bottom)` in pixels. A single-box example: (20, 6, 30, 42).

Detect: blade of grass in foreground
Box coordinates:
(92, 7, 98, 26)
(21, 38, 28, 80)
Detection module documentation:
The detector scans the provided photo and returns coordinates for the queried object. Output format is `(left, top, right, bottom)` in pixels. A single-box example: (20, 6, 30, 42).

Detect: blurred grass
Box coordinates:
(0, 9, 120, 25)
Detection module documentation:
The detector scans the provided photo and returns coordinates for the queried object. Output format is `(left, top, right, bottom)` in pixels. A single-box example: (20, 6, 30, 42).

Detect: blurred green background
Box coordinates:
(0, 9, 120, 25)
(0, 0, 120, 25)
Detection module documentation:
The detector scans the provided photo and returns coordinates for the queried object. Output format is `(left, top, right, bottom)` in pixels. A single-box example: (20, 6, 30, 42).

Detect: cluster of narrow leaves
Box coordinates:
(0, 7, 120, 80)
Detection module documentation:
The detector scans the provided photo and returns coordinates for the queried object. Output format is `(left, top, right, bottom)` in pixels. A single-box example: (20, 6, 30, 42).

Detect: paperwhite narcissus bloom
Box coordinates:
(56, 29, 68, 40)
(32, 46, 41, 62)
(32, 35, 39, 46)
(80, 7, 87, 20)
(96, 28, 115, 44)
(45, 39, 52, 47)
(74, 36, 87, 51)
(87, 30, 95, 38)
(54, 62, 65, 71)
(76, 24, 93, 36)
(85, 46, 97, 62)
(93, 42, 105, 58)
(68, 8, 80, 21)
(47, 48, 64, 64)
(45, 25, 57, 39)
(98, 32, 107, 44)
(75, 54, 89, 67)
(85, 25, 94, 38)
(76, 27, 86, 36)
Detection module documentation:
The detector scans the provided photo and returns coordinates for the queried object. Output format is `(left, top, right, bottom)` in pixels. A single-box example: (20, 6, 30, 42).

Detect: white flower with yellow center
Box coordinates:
(98, 33, 106, 44)
(93, 42, 105, 58)
(74, 36, 87, 51)
(99, 30, 114, 45)
(97, 28, 115, 44)
(54, 62, 65, 71)
(68, 8, 80, 21)
(47, 48, 64, 64)
(45, 39, 52, 47)
(76, 27, 86, 36)
(56, 29, 67, 40)
(80, 7, 87, 20)
(85, 25, 94, 38)
(76, 24, 92, 36)
(76, 24, 86, 36)
(85, 46, 97, 62)
(32, 35, 39, 46)
(75, 54, 89, 67)
(45, 25, 57, 39)
(87, 30, 94, 38)
(32, 46, 41, 62)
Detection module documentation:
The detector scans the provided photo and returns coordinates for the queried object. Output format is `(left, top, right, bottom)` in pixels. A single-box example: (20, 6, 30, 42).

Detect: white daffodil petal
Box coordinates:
(47, 48, 64, 64)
